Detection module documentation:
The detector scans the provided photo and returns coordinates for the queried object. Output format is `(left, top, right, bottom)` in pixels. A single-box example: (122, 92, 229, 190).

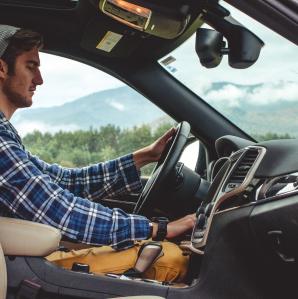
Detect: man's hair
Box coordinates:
(1, 28, 43, 74)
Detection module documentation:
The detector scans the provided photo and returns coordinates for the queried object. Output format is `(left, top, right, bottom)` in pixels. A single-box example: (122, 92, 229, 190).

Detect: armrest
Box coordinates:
(0, 242, 7, 299)
(0, 217, 61, 256)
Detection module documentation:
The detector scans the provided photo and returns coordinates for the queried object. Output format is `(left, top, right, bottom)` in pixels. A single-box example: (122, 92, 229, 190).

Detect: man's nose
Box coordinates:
(34, 69, 43, 85)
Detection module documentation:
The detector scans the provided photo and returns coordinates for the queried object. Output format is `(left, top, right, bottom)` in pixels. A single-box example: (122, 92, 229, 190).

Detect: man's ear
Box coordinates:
(0, 59, 8, 80)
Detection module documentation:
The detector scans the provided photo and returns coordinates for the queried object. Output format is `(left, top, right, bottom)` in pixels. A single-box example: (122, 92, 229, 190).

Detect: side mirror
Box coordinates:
(196, 7, 264, 69)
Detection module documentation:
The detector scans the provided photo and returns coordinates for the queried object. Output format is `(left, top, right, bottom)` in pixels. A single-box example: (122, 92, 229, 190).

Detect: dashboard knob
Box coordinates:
(197, 214, 207, 229)
(193, 230, 205, 239)
(196, 204, 205, 217)
(205, 203, 214, 217)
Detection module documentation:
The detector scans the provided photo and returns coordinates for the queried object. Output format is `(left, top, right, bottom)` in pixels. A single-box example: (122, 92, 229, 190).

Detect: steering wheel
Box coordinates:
(133, 121, 191, 215)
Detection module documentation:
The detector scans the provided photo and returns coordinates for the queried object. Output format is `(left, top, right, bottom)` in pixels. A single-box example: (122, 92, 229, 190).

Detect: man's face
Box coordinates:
(2, 47, 43, 108)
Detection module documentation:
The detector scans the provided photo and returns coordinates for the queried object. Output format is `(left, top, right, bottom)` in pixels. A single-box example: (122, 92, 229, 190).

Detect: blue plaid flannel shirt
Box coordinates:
(0, 112, 150, 249)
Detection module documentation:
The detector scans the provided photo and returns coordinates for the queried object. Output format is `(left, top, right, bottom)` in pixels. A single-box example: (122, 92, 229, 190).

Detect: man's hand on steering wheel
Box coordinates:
(133, 122, 191, 215)
(133, 127, 176, 170)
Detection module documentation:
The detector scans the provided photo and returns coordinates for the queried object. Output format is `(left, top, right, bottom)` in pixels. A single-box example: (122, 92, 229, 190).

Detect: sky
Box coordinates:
(32, 54, 124, 108)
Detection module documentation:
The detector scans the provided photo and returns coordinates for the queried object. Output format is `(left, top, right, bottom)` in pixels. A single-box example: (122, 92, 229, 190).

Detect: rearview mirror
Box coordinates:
(196, 7, 264, 69)
(195, 28, 225, 68)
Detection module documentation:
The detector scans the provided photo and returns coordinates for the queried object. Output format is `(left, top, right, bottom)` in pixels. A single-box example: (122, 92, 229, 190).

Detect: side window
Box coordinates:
(11, 53, 174, 176)
(179, 140, 200, 171)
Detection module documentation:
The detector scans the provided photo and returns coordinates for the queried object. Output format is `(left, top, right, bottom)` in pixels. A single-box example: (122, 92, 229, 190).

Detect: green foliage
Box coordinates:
(253, 132, 294, 141)
(24, 125, 293, 176)
(23, 123, 173, 176)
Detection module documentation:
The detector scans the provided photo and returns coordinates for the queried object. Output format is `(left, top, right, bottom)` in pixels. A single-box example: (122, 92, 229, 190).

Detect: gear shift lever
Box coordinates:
(123, 242, 163, 278)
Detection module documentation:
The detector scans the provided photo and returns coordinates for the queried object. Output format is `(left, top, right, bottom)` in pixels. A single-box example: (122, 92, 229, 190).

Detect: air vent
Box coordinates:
(224, 148, 259, 192)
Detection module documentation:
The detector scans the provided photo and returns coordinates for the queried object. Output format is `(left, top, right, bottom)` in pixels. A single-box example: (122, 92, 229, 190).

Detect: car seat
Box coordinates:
(0, 241, 6, 299)
(0, 217, 164, 299)
(0, 217, 61, 299)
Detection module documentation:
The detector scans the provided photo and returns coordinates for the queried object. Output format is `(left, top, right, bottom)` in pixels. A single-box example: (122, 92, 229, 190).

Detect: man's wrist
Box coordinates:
(147, 221, 158, 239)
(133, 147, 151, 170)
(151, 217, 169, 241)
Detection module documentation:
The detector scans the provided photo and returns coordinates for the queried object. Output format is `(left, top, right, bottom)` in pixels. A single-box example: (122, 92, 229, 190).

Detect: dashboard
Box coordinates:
(188, 136, 298, 254)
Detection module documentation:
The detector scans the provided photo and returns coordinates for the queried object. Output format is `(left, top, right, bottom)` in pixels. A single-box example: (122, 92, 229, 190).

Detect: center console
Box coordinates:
(186, 146, 266, 254)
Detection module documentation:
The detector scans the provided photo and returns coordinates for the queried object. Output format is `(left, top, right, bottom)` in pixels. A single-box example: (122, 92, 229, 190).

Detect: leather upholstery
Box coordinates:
(0, 217, 61, 256)
(0, 242, 7, 299)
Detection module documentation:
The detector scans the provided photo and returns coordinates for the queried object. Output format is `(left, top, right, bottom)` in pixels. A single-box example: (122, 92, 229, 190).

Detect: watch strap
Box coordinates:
(151, 217, 169, 241)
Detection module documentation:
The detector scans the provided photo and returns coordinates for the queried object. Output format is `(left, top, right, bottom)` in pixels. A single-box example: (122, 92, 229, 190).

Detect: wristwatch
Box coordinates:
(151, 217, 169, 241)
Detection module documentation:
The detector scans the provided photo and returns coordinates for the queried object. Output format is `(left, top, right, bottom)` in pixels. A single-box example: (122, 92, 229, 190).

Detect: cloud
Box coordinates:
(247, 82, 298, 105)
(108, 100, 125, 111)
(12, 121, 80, 137)
(202, 81, 298, 107)
(205, 85, 245, 107)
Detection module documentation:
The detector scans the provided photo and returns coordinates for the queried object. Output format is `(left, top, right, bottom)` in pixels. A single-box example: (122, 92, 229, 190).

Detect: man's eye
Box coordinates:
(27, 65, 35, 71)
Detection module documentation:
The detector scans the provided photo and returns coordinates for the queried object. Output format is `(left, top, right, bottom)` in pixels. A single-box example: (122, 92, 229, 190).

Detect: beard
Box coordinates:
(2, 77, 32, 109)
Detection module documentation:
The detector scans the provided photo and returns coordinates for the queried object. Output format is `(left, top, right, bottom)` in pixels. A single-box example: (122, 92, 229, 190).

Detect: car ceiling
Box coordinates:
(0, 0, 297, 70)
(225, 0, 298, 45)
(0, 0, 205, 65)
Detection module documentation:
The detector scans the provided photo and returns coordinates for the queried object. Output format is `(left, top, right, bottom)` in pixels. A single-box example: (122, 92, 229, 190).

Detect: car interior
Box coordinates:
(0, 0, 298, 298)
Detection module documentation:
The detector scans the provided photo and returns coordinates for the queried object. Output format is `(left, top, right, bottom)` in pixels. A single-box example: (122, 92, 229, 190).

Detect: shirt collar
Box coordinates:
(0, 110, 23, 144)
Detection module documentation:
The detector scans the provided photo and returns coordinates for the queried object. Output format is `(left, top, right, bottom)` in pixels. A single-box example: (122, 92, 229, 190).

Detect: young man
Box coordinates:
(0, 25, 196, 282)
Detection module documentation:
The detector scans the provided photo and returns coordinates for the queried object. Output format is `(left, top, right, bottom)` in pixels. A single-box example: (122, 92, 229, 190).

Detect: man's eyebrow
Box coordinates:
(26, 60, 40, 67)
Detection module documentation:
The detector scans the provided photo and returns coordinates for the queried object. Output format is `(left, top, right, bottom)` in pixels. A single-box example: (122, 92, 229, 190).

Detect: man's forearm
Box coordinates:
(133, 147, 152, 170)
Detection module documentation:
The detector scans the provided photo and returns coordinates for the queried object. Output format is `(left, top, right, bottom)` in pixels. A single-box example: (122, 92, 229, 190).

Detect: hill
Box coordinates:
(12, 81, 298, 137)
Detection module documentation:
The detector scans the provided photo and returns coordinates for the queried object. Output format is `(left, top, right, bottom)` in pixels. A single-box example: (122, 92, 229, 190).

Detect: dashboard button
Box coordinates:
(205, 203, 213, 217)
(197, 214, 207, 229)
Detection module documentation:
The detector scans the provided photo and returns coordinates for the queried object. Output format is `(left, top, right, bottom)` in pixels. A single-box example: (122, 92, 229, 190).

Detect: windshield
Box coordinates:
(159, 2, 298, 141)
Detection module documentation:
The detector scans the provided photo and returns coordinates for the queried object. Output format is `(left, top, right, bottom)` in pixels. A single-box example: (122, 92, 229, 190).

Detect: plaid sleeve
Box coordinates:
(0, 134, 150, 249)
(27, 152, 143, 201)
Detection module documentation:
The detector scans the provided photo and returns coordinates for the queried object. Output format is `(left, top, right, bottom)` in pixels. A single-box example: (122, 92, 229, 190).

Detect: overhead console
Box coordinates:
(98, 0, 191, 39)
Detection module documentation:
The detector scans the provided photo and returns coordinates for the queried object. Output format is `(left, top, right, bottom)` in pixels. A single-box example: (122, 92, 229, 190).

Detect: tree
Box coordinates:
(22, 122, 175, 177)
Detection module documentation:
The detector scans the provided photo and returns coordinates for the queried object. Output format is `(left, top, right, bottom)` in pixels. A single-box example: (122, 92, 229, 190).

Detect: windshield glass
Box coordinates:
(159, 2, 298, 141)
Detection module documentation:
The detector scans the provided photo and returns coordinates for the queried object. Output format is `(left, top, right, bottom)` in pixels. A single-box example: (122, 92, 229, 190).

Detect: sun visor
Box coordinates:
(80, 18, 144, 57)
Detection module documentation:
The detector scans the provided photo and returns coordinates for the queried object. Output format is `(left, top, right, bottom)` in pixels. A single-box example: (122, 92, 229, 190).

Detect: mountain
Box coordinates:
(11, 81, 298, 137)
(204, 81, 298, 136)
(12, 86, 169, 135)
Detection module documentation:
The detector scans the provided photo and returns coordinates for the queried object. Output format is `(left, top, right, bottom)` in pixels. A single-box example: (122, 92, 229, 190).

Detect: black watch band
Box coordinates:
(151, 217, 169, 241)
